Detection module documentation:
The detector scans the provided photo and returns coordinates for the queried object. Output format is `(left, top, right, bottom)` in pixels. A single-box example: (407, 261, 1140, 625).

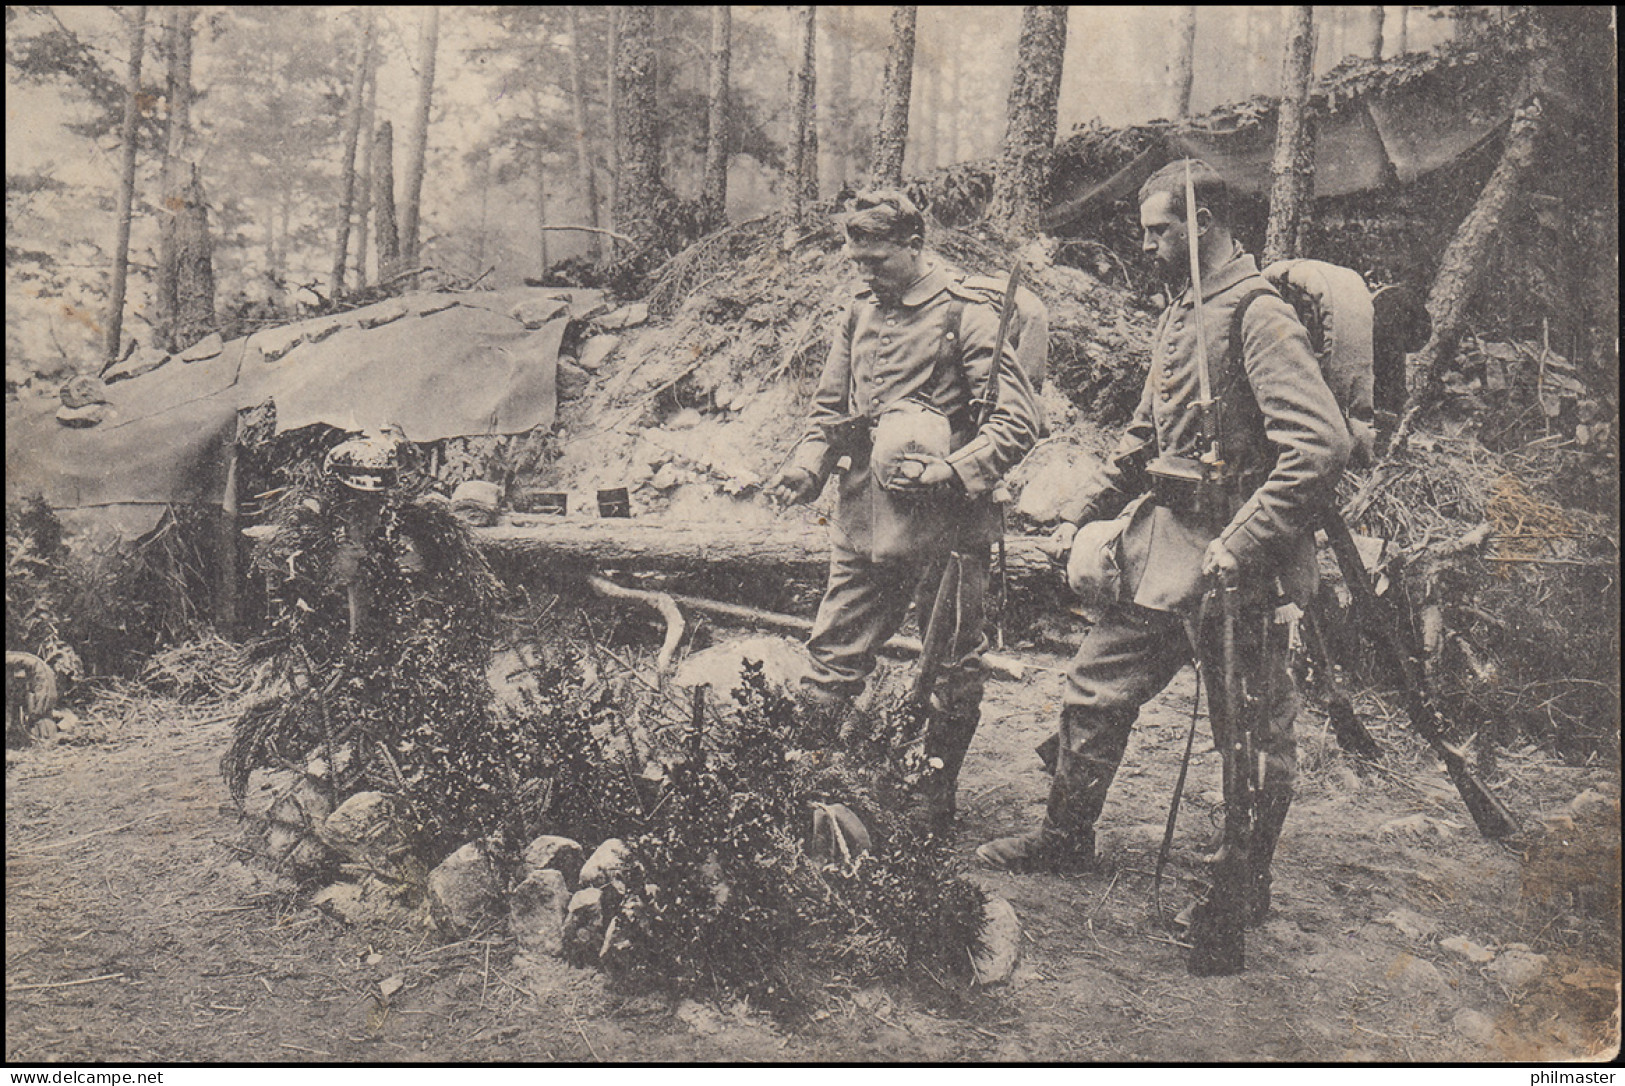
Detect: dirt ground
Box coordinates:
(6, 642, 1620, 1064)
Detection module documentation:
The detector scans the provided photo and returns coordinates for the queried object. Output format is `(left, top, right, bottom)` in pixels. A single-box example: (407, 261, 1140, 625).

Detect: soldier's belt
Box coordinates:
(1146, 455, 1235, 519)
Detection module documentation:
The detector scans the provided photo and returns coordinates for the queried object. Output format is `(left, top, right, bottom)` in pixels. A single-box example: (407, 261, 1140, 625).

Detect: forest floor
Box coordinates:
(6, 641, 1619, 1065)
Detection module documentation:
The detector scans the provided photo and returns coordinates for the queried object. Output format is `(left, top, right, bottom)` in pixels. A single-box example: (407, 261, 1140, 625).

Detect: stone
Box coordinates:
(595, 303, 649, 331)
(579, 838, 629, 889)
(318, 791, 410, 870)
(1452, 1008, 1496, 1046)
(358, 300, 409, 329)
(556, 360, 591, 400)
(971, 895, 1021, 986)
(650, 463, 683, 491)
(59, 374, 111, 408)
(1010, 442, 1104, 524)
(1487, 947, 1548, 989)
(177, 332, 224, 362)
(666, 407, 704, 430)
(562, 887, 607, 965)
(521, 835, 584, 887)
(510, 297, 569, 328)
(577, 335, 619, 372)
(1440, 936, 1496, 964)
(56, 403, 111, 428)
(312, 875, 416, 927)
(427, 843, 503, 935)
(671, 636, 811, 699)
(1384, 952, 1450, 997)
(1559, 788, 1618, 823)
(509, 869, 572, 957)
(104, 346, 170, 383)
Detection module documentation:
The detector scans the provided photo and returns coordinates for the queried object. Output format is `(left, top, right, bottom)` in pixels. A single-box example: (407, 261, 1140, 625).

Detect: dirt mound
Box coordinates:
(539, 214, 1153, 529)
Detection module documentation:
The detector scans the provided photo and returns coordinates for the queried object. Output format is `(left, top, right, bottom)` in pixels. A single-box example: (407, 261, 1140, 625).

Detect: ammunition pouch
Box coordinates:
(1146, 455, 1234, 523)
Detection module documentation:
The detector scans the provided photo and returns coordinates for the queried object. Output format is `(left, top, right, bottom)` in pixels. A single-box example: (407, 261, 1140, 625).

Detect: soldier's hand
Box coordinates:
(765, 467, 820, 506)
(1201, 539, 1241, 586)
(889, 455, 955, 492)
(1037, 521, 1078, 565)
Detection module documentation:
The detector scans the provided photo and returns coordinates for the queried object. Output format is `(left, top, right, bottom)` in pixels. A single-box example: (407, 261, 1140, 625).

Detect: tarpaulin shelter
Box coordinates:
(6, 288, 600, 544)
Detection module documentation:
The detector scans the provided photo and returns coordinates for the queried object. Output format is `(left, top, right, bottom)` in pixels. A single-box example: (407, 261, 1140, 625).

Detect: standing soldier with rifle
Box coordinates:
(977, 161, 1352, 973)
(765, 189, 1044, 830)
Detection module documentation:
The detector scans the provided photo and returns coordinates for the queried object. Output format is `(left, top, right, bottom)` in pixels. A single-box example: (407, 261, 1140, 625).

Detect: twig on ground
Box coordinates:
(7, 973, 125, 992)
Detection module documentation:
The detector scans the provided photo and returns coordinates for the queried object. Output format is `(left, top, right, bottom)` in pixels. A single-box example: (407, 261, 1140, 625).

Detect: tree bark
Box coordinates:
(613, 6, 663, 254)
(155, 5, 195, 353)
(103, 5, 146, 369)
(825, 4, 852, 187)
(535, 141, 550, 276)
(789, 5, 819, 220)
(373, 120, 400, 278)
(869, 5, 916, 187)
(1396, 12, 1558, 447)
(1263, 5, 1317, 265)
(330, 15, 374, 300)
(1173, 6, 1197, 118)
(567, 5, 604, 260)
(172, 163, 216, 348)
(399, 5, 439, 268)
(1357, 6, 1386, 59)
(700, 4, 731, 233)
(989, 6, 1069, 236)
(355, 63, 377, 287)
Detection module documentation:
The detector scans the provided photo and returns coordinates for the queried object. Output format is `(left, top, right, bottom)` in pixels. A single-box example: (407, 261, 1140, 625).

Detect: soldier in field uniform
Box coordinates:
(766, 190, 1044, 828)
(978, 161, 1352, 930)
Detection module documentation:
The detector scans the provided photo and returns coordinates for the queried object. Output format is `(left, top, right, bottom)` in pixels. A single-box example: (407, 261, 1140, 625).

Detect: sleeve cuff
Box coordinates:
(945, 436, 1000, 495)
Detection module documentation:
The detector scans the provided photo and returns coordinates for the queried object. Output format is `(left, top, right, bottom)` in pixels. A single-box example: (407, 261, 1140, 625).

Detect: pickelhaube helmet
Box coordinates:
(323, 429, 404, 492)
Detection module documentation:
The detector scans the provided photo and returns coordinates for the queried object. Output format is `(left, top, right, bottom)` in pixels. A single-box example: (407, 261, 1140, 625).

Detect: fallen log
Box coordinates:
(475, 518, 1060, 586)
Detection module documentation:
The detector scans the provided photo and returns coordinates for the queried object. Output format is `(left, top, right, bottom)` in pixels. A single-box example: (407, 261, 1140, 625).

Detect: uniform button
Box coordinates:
(886, 317, 897, 326)
(881, 336, 892, 346)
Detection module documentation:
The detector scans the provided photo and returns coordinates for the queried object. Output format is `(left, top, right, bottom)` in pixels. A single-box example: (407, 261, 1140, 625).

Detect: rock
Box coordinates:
(1440, 936, 1496, 964)
(451, 480, 502, 526)
(318, 792, 410, 870)
(971, 895, 1021, 986)
(510, 297, 569, 328)
(650, 463, 683, 490)
(509, 869, 572, 957)
(671, 636, 811, 699)
(675, 998, 725, 1035)
(595, 303, 649, 331)
(177, 331, 224, 362)
(60, 374, 111, 408)
(56, 403, 111, 428)
(427, 843, 503, 935)
(52, 709, 79, 735)
(562, 887, 607, 965)
(665, 407, 704, 430)
(1010, 442, 1104, 523)
(579, 838, 629, 889)
(313, 875, 417, 927)
(1452, 1008, 1496, 1045)
(252, 328, 304, 361)
(556, 360, 591, 400)
(358, 300, 409, 329)
(578, 335, 620, 372)
(1376, 907, 1439, 939)
(1487, 947, 1548, 989)
(521, 835, 585, 886)
(1558, 788, 1618, 823)
(1384, 952, 1450, 997)
(104, 346, 170, 383)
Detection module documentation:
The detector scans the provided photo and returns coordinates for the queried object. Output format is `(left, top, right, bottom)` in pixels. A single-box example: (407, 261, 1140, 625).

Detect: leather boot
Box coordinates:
(976, 754, 1100, 873)
(911, 705, 980, 831)
(793, 684, 851, 749)
(1246, 789, 1292, 926)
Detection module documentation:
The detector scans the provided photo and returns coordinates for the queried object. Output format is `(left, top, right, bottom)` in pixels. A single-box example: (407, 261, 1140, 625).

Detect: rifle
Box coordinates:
(1188, 582, 1255, 976)
(901, 552, 963, 755)
(1319, 507, 1519, 838)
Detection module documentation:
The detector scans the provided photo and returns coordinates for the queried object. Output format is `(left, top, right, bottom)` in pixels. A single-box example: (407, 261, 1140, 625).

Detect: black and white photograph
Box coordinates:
(5, 5, 1619, 1066)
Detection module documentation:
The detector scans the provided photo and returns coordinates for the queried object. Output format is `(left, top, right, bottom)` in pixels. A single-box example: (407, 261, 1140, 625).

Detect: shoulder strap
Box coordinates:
(1226, 287, 1274, 373)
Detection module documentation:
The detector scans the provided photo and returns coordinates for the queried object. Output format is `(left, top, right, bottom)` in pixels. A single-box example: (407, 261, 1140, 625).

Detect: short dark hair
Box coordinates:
(1139, 159, 1230, 224)
(842, 189, 925, 245)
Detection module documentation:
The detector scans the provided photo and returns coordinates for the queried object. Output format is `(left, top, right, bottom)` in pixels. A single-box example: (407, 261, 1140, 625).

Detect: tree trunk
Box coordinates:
(567, 5, 604, 260)
(535, 141, 550, 276)
(330, 15, 374, 300)
(1173, 6, 1197, 118)
(373, 121, 400, 278)
(789, 5, 819, 220)
(614, 5, 663, 253)
(606, 7, 620, 215)
(356, 62, 377, 286)
(1396, 12, 1559, 446)
(989, 6, 1069, 236)
(869, 5, 917, 187)
(399, 5, 439, 268)
(1359, 6, 1386, 59)
(825, 4, 852, 187)
(172, 163, 216, 348)
(103, 5, 146, 369)
(155, 5, 195, 353)
(700, 4, 732, 233)
(1263, 6, 1316, 264)
(1395, 6, 1409, 55)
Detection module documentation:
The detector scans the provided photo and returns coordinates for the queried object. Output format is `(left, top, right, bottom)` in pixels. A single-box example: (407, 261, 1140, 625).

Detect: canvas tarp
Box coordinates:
(6, 288, 588, 539)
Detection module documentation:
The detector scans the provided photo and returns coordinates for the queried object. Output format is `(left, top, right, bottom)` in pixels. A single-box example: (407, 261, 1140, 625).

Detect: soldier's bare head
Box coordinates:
(843, 189, 926, 301)
(1138, 159, 1231, 274)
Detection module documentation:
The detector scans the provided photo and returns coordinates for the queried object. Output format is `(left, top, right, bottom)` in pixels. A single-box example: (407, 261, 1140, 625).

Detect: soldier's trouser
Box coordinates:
(804, 541, 989, 769)
(1049, 600, 1298, 854)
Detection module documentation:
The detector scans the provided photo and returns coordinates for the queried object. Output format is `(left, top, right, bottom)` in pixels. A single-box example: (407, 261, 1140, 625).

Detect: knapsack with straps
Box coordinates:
(1231, 259, 1428, 470)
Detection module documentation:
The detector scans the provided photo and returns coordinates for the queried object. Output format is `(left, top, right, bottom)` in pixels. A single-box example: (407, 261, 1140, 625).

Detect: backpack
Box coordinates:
(1232, 259, 1428, 469)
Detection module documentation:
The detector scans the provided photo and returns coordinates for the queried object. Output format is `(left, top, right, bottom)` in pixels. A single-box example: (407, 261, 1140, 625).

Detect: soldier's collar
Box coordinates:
(1177, 244, 1259, 305)
(896, 261, 952, 307)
